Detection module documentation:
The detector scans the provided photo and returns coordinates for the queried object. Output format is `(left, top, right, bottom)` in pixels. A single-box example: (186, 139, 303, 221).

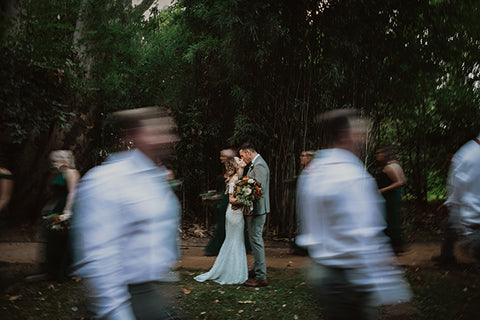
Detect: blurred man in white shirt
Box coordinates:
(296, 109, 411, 320)
(72, 107, 181, 320)
(435, 133, 480, 265)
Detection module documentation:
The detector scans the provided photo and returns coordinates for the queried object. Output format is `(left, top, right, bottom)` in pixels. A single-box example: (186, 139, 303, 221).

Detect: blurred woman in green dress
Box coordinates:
(376, 146, 406, 255)
(0, 154, 14, 228)
(204, 148, 236, 256)
(26, 150, 80, 282)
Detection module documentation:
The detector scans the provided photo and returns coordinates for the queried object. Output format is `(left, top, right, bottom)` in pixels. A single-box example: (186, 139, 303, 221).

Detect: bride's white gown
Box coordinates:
(194, 182, 248, 284)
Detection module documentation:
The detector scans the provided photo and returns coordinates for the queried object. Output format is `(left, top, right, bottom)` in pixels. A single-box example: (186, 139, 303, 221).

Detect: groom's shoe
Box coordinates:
(243, 279, 268, 287)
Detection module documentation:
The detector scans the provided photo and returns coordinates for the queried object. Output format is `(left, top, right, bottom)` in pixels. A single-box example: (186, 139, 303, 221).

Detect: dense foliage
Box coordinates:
(1, 0, 480, 232)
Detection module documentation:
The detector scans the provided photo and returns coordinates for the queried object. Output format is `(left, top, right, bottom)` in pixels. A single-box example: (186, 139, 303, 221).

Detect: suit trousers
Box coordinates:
(128, 281, 182, 320)
(246, 214, 267, 280)
(307, 263, 378, 320)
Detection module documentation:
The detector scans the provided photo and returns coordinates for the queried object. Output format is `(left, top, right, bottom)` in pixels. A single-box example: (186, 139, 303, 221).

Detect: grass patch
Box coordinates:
(179, 267, 319, 319)
(1, 264, 480, 319)
(405, 264, 480, 320)
(0, 263, 92, 319)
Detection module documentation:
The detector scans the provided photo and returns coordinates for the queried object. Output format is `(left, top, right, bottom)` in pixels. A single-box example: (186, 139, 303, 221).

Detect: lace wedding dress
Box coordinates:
(194, 181, 248, 284)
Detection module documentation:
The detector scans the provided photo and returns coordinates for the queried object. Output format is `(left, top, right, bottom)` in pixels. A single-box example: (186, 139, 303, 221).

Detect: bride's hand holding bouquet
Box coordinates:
(233, 176, 262, 215)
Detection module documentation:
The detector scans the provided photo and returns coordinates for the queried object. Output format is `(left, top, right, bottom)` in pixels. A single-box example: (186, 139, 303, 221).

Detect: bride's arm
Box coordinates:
(229, 193, 241, 205)
(228, 176, 242, 206)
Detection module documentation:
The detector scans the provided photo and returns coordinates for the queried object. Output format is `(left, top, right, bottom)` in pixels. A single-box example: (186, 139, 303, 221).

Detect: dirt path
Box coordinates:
(0, 237, 475, 269)
(0, 238, 310, 269)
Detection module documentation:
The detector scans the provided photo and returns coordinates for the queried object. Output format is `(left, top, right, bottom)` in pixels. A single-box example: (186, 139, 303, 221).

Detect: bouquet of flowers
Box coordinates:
(233, 176, 262, 215)
(43, 211, 72, 231)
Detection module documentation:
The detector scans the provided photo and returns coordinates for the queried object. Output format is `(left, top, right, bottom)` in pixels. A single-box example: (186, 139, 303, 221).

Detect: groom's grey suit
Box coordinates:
(245, 154, 270, 280)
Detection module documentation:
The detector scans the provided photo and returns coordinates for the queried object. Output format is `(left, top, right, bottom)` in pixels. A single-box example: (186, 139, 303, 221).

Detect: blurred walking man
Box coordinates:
(436, 132, 480, 266)
(72, 107, 181, 319)
(296, 109, 411, 320)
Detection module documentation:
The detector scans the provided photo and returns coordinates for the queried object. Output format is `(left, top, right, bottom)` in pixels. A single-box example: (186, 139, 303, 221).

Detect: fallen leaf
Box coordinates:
(200, 311, 206, 315)
(72, 276, 82, 282)
(213, 300, 219, 303)
(72, 306, 78, 312)
(183, 288, 191, 294)
(9, 295, 22, 301)
(237, 300, 256, 304)
(218, 290, 225, 294)
(238, 310, 244, 314)
(48, 284, 55, 290)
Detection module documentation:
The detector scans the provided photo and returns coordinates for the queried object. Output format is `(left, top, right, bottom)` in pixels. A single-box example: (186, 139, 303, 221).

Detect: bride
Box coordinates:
(194, 156, 248, 284)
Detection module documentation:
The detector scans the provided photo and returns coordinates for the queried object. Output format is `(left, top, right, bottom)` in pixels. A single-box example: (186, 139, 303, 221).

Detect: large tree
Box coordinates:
(2, 0, 480, 235)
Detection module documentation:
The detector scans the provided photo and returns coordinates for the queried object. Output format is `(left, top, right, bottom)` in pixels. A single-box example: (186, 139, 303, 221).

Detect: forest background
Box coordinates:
(1, 0, 480, 237)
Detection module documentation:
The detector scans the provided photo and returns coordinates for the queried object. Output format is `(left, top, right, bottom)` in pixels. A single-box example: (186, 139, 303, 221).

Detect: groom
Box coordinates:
(239, 142, 270, 287)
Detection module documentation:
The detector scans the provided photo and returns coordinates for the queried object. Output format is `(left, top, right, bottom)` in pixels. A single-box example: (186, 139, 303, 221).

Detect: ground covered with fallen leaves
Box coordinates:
(1, 205, 480, 319)
(2, 262, 480, 320)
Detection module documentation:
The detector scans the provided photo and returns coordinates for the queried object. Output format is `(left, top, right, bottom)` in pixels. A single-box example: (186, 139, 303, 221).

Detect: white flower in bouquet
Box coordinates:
(244, 188, 252, 195)
(248, 178, 254, 184)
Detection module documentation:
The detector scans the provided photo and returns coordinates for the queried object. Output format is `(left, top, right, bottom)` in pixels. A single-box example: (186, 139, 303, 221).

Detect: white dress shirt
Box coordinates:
(72, 149, 181, 319)
(251, 154, 260, 165)
(446, 134, 480, 235)
(296, 148, 411, 305)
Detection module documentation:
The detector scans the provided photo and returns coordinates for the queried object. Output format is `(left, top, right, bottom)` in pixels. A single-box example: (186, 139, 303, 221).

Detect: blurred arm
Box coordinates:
(297, 169, 392, 267)
(379, 163, 406, 194)
(63, 168, 80, 213)
(72, 177, 135, 320)
(0, 173, 13, 211)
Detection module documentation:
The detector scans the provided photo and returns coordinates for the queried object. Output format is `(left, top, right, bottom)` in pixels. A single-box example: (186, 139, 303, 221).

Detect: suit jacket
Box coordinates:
(246, 154, 270, 215)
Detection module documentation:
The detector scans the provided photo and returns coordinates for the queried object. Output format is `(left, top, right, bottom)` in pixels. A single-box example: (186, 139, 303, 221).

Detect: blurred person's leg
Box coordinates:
(432, 206, 457, 264)
(129, 281, 182, 320)
(46, 229, 69, 280)
(434, 221, 457, 264)
(384, 191, 404, 254)
(204, 208, 226, 256)
(468, 227, 480, 270)
(440, 222, 457, 259)
(308, 263, 378, 320)
(204, 195, 228, 256)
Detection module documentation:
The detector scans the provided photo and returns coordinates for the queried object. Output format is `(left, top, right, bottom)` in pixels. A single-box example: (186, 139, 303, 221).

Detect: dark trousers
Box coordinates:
(439, 219, 458, 259)
(439, 217, 480, 265)
(45, 229, 70, 281)
(128, 281, 182, 320)
(469, 227, 480, 267)
(308, 263, 378, 320)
